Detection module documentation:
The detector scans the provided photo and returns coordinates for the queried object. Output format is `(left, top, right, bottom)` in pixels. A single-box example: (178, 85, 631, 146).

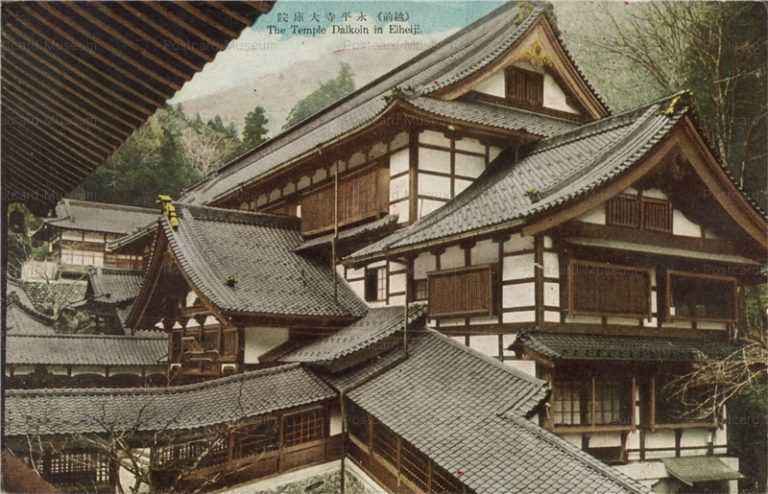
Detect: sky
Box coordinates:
(171, 1, 504, 102)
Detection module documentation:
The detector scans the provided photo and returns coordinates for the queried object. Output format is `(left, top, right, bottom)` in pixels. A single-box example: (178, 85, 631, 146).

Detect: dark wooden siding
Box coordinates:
(569, 260, 651, 317)
(428, 265, 494, 318)
(505, 66, 544, 107)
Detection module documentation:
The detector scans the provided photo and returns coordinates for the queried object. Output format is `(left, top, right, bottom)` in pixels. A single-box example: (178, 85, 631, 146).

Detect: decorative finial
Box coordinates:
(157, 194, 179, 229)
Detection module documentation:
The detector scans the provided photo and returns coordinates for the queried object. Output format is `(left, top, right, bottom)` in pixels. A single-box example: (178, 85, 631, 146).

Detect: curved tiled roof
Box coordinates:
(281, 304, 426, 365)
(348, 331, 647, 494)
(5, 364, 334, 437)
(515, 332, 746, 362)
(6, 333, 167, 367)
(135, 204, 367, 321)
(347, 94, 689, 261)
(42, 199, 159, 235)
(88, 267, 143, 305)
(6, 278, 56, 334)
(182, 2, 591, 206)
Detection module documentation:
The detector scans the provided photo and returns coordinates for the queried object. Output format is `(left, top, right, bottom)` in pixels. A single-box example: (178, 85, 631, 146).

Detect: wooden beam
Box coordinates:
(1, 28, 150, 123)
(40, 2, 180, 92)
(210, 2, 252, 25)
(177, 3, 240, 38)
(2, 66, 130, 144)
(118, 2, 213, 61)
(66, 2, 192, 81)
(19, 4, 168, 102)
(145, 2, 226, 50)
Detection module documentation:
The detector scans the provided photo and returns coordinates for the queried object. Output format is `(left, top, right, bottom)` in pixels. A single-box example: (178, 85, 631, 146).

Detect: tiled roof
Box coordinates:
(5, 364, 334, 437)
(42, 199, 159, 235)
(293, 214, 399, 253)
(6, 278, 56, 334)
(347, 94, 689, 261)
(348, 331, 647, 494)
(88, 267, 143, 305)
(5, 301, 56, 335)
(515, 332, 745, 362)
(281, 305, 426, 365)
(408, 96, 578, 138)
(183, 2, 593, 206)
(105, 221, 158, 253)
(6, 333, 167, 367)
(148, 204, 367, 320)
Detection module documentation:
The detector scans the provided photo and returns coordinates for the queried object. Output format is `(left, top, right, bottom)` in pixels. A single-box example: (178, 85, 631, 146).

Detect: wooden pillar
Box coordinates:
(534, 235, 544, 326)
(408, 129, 419, 224)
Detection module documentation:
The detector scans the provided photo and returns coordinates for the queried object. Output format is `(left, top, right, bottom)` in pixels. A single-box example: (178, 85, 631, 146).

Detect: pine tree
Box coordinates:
(241, 106, 269, 152)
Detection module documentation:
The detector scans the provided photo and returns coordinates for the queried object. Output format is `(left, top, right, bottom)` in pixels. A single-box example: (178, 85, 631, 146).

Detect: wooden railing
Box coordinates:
(300, 166, 389, 235)
(428, 265, 494, 318)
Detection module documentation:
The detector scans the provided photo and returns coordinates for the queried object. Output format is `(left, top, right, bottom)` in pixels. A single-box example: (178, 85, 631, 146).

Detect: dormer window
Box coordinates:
(505, 66, 544, 108)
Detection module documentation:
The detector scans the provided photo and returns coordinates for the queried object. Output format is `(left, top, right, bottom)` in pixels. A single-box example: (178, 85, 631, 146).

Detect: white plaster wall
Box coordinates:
(560, 433, 582, 448)
(389, 147, 410, 176)
(503, 253, 535, 280)
(606, 316, 641, 326)
(413, 252, 436, 279)
(544, 282, 560, 306)
(269, 188, 281, 202)
(543, 72, 580, 114)
(454, 153, 486, 178)
(503, 283, 536, 307)
(419, 173, 452, 200)
(504, 234, 534, 253)
(468, 334, 499, 357)
(389, 200, 410, 224)
(243, 327, 289, 364)
(469, 314, 499, 325)
(471, 239, 497, 265)
(8, 365, 36, 376)
(370, 141, 387, 160)
(455, 178, 473, 195)
(544, 311, 561, 322)
(679, 429, 710, 457)
(441, 245, 465, 270)
(579, 204, 606, 224)
(543, 252, 559, 278)
(643, 430, 677, 460)
(589, 432, 622, 448)
(419, 130, 451, 148)
(418, 147, 450, 174)
(503, 310, 536, 323)
(473, 70, 505, 97)
(489, 145, 502, 162)
(297, 176, 311, 191)
(348, 151, 366, 169)
(391, 131, 409, 150)
(389, 174, 409, 202)
(388, 273, 406, 295)
(455, 137, 485, 154)
(330, 408, 343, 436)
(672, 209, 700, 237)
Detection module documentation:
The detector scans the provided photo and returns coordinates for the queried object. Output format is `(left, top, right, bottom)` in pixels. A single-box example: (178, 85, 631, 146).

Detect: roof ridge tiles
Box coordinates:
(63, 198, 159, 214)
(6, 332, 166, 341)
(6, 363, 305, 399)
(179, 203, 301, 230)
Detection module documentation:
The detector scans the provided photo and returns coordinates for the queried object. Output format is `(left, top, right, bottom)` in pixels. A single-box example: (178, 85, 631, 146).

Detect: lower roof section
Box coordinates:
(514, 332, 745, 362)
(662, 457, 743, 486)
(5, 364, 334, 437)
(6, 333, 167, 367)
(346, 331, 647, 494)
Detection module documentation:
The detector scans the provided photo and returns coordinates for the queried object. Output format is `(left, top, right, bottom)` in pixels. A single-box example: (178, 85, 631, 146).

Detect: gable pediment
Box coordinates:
(439, 16, 607, 120)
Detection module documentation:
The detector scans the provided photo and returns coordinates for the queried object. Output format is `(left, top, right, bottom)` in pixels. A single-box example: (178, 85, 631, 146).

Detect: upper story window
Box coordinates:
(667, 271, 737, 322)
(606, 194, 673, 233)
(427, 265, 494, 318)
(283, 407, 325, 447)
(569, 260, 652, 317)
(505, 66, 544, 108)
(365, 267, 386, 302)
(551, 377, 633, 427)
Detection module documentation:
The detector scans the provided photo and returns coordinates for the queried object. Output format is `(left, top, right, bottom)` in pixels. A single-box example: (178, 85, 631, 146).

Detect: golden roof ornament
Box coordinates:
(157, 194, 179, 229)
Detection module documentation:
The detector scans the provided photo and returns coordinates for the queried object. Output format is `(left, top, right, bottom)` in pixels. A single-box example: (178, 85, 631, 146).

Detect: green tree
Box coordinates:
(592, 2, 767, 209)
(240, 106, 269, 152)
(283, 62, 355, 129)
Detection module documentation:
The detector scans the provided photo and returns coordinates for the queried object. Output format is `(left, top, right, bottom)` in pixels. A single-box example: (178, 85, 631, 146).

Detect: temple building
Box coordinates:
(4, 2, 766, 494)
(32, 199, 158, 278)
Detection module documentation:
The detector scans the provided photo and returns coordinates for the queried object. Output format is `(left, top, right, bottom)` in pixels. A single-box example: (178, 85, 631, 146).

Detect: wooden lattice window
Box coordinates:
(667, 271, 737, 322)
(643, 198, 672, 232)
(590, 380, 633, 426)
(364, 267, 386, 302)
(607, 195, 641, 228)
(401, 440, 429, 492)
(221, 329, 238, 357)
(47, 450, 112, 487)
(283, 408, 325, 447)
(569, 260, 651, 317)
(372, 420, 398, 465)
(428, 265, 494, 318)
(234, 416, 279, 458)
(506, 66, 544, 107)
(202, 329, 219, 352)
(300, 166, 389, 234)
(412, 278, 428, 302)
(552, 380, 586, 426)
